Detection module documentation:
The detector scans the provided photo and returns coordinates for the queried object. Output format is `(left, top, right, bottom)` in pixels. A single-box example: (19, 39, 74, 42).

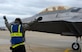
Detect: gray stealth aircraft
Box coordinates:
(22, 7, 82, 50)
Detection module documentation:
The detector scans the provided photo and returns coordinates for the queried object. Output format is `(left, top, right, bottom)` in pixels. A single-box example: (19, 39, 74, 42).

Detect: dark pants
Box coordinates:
(12, 45, 26, 52)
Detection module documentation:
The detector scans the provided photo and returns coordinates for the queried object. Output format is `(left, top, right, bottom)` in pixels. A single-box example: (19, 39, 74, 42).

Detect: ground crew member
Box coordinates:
(3, 16, 42, 52)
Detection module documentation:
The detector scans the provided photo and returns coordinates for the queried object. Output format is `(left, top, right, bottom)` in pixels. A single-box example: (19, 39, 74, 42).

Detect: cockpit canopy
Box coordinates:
(40, 6, 82, 13)
(40, 6, 70, 13)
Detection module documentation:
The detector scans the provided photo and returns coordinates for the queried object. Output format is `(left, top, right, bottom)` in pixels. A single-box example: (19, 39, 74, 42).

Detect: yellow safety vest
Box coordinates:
(10, 25, 24, 48)
(11, 25, 23, 37)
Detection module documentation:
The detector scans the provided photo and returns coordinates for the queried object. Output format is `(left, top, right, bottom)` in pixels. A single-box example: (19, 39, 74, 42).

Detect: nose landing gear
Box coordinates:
(72, 42, 80, 50)
(72, 37, 80, 50)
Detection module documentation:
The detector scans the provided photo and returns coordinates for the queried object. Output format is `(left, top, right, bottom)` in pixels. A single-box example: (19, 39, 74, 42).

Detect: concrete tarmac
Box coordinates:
(0, 31, 81, 52)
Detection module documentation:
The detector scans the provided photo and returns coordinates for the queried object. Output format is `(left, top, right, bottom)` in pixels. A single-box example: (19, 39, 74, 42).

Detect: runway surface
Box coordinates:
(0, 31, 81, 52)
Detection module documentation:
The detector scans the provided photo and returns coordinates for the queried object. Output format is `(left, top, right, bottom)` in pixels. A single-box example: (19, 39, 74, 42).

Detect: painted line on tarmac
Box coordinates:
(64, 48, 71, 52)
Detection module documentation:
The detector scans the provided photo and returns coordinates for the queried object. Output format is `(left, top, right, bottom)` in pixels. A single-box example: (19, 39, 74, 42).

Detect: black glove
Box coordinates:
(3, 16, 7, 21)
(10, 46, 13, 50)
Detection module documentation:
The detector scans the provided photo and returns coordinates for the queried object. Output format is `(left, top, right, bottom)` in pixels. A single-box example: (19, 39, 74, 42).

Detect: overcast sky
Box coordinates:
(0, 0, 82, 27)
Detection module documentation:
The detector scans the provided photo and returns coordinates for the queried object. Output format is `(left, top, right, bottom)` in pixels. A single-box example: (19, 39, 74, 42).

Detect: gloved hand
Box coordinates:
(3, 16, 7, 21)
(10, 46, 13, 50)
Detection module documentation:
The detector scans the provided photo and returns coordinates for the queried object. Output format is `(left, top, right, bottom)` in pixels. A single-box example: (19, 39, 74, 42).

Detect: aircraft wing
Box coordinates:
(22, 16, 82, 36)
(28, 20, 82, 36)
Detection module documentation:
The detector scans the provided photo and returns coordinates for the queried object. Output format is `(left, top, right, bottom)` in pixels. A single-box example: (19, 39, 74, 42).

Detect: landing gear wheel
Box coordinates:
(72, 42, 80, 50)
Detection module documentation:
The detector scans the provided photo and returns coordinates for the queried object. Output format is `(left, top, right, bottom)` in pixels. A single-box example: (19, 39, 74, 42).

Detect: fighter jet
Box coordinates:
(22, 6, 82, 50)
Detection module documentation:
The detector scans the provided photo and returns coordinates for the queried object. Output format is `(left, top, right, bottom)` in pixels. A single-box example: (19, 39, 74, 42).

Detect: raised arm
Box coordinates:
(3, 16, 11, 31)
(23, 17, 42, 31)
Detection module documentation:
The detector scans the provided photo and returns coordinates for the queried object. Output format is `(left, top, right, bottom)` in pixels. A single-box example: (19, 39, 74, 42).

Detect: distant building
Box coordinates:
(0, 27, 7, 31)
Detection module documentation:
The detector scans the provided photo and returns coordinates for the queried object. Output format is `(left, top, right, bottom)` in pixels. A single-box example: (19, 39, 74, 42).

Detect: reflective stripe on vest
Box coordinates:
(12, 42, 24, 48)
(11, 33, 22, 37)
(11, 25, 23, 37)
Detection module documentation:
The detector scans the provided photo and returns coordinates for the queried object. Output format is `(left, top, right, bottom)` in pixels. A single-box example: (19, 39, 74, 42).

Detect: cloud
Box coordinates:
(0, 0, 82, 16)
(0, 0, 82, 27)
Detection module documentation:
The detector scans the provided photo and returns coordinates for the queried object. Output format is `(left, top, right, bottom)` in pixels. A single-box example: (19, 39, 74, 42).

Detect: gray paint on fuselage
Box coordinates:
(22, 7, 82, 23)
